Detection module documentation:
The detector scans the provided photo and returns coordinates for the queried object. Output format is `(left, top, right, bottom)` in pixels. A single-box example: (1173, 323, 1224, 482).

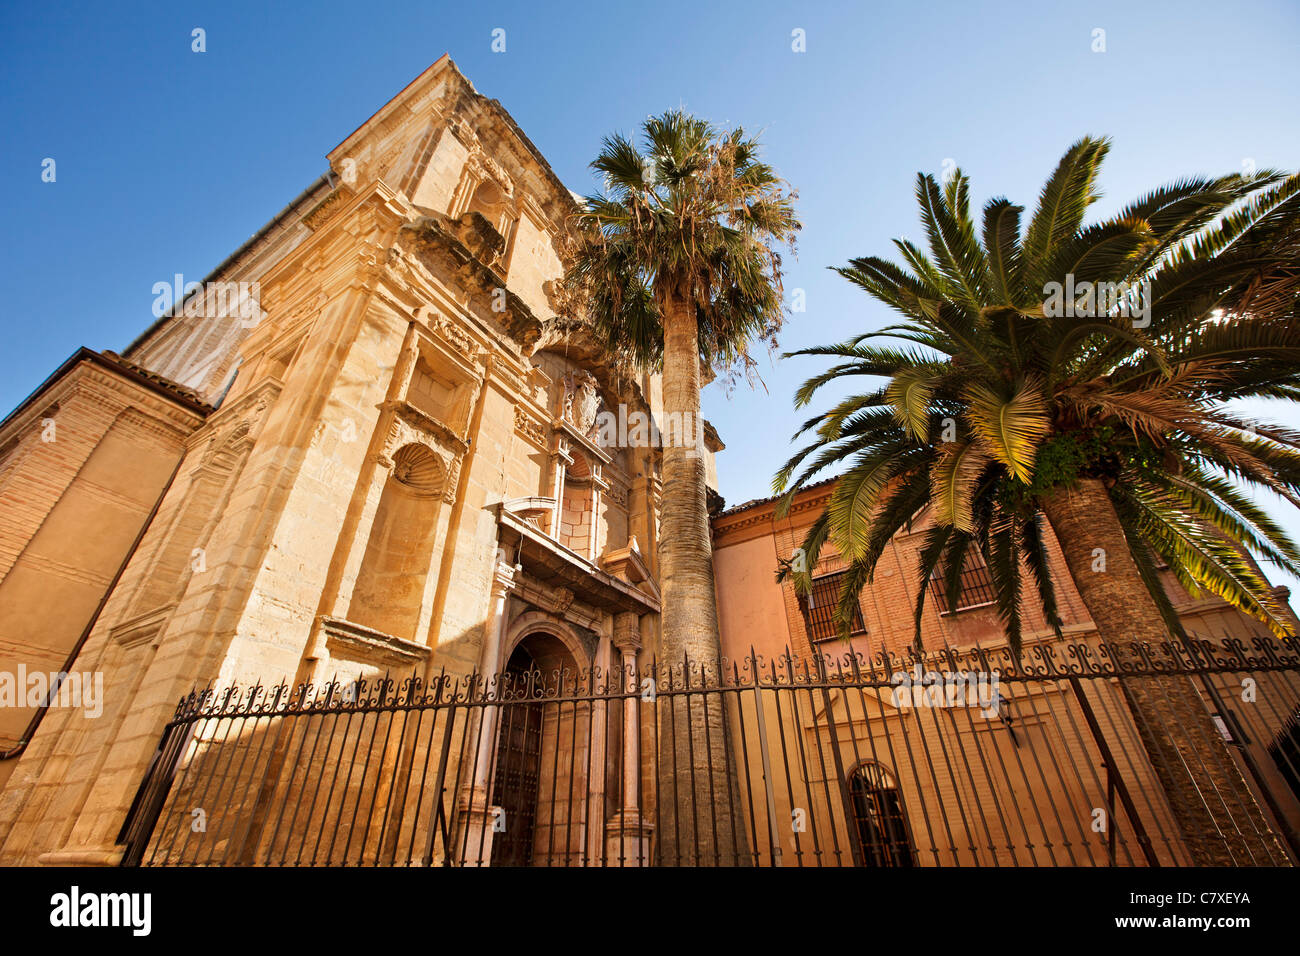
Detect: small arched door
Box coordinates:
(847, 763, 914, 867)
(489, 643, 545, 866)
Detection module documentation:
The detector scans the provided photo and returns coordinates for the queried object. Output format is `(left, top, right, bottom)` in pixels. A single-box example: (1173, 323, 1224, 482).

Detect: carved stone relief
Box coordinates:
(415, 306, 481, 364)
(514, 406, 547, 447)
(381, 410, 464, 504)
(560, 370, 602, 439)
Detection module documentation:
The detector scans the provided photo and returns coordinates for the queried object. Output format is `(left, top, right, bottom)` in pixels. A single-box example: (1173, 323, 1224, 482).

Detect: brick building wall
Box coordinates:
(0, 353, 208, 794)
(712, 479, 1277, 665)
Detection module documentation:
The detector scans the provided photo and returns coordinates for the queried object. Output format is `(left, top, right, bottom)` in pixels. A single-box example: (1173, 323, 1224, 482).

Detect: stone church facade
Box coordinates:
(0, 57, 701, 865)
(1, 57, 1298, 867)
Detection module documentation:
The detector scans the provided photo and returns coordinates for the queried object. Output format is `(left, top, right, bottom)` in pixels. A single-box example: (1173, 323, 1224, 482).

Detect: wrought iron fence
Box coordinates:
(119, 632, 1300, 866)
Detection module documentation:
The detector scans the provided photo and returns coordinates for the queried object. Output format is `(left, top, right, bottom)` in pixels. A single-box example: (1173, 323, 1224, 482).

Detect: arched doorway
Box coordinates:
(489, 641, 545, 866)
(847, 763, 914, 867)
(489, 629, 586, 866)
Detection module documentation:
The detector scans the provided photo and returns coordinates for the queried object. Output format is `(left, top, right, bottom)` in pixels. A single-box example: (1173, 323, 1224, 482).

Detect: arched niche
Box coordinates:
(348, 443, 445, 640)
(466, 179, 512, 236)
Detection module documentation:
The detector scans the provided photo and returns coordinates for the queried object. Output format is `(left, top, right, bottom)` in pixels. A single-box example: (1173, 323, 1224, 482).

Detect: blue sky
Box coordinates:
(3, 0, 1299, 591)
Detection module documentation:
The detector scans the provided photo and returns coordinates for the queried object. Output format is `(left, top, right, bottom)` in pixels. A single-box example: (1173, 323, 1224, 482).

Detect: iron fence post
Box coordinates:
(1068, 676, 1160, 867)
(750, 678, 783, 866)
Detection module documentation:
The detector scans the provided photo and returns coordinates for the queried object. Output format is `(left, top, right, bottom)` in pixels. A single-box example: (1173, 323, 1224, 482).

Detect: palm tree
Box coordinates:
(776, 138, 1300, 864)
(564, 111, 799, 864)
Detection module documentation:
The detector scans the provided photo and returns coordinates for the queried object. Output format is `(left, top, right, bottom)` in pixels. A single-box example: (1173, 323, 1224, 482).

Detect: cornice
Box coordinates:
(378, 399, 469, 456)
(320, 615, 431, 669)
(397, 214, 544, 351)
(0, 351, 209, 449)
(257, 181, 410, 306)
(712, 483, 835, 544)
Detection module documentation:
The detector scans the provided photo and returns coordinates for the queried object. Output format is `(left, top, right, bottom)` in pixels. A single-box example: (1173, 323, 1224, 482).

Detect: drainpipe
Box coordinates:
(0, 454, 184, 760)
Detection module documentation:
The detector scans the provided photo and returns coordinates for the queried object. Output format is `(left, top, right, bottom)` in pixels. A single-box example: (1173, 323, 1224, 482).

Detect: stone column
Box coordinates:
(548, 438, 569, 540)
(585, 626, 611, 863)
(605, 611, 654, 864)
(456, 558, 518, 866)
(389, 321, 422, 401)
(588, 477, 601, 562)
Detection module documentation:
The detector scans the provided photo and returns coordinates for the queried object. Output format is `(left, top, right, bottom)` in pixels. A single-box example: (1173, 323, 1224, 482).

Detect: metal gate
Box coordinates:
(118, 632, 1300, 866)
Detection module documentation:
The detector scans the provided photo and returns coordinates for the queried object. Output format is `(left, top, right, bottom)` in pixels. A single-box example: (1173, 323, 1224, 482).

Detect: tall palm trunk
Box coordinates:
(1041, 477, 1282, 865)
(655, 289, 750, 865)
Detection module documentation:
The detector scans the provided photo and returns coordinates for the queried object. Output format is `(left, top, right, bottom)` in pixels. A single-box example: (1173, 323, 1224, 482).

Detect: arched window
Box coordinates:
(847, 763, 913, 867)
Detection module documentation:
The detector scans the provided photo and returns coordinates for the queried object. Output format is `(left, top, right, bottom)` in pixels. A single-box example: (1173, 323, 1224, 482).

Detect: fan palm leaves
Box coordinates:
(564, 112, 800, 382)
(564, 110, 798, 866)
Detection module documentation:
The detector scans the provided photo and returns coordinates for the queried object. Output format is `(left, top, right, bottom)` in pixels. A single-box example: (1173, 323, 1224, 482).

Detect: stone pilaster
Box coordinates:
(456, 558, 517, 866)
(585, 625, 611, 863)
(605, 611, 653, 864)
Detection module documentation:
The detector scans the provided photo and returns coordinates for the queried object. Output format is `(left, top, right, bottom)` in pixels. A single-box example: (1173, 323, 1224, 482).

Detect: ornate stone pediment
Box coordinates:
(446, 116, 516, 199)
(377, 400, 467, 503)
(502, 496, 555, 532)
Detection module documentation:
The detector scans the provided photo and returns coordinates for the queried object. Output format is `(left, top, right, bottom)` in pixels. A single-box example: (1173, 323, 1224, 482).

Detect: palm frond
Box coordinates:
(963, 380, 1051, 482)
(886, 366, 940, 441)
(1021, 137, 1110, 286)
(930, 441, 990, 531)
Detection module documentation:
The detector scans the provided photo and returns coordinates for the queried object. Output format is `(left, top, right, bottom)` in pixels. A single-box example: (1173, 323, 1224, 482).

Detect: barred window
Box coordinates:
(1267, 704, 1300, 804)
(801, 570, 866, 642)
(928, 550, 996, 614)
(847, 763, 914, 867)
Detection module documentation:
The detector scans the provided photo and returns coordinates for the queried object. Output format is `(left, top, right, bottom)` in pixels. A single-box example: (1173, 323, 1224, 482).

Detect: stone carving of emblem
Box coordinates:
(560, 370, 602, 437)
(552, 587, 576, 616)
